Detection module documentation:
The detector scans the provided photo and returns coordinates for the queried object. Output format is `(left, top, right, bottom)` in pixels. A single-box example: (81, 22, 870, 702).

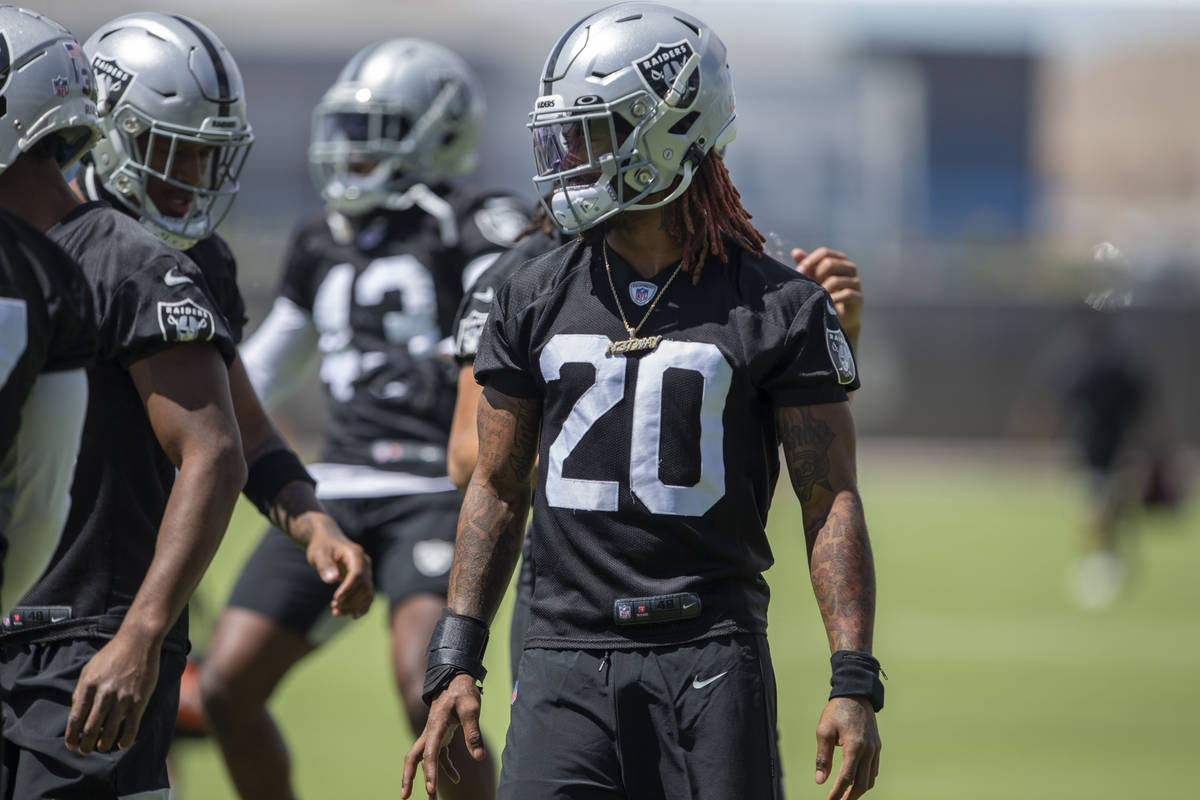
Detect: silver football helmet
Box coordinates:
(309, 38, 484, 216)
(529, 2, 737, 233)
(0, 6, 100, 174)
(84, 13, 253, 249)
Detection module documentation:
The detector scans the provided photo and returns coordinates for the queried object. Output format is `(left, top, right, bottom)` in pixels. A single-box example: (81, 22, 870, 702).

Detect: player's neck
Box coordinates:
(0, 158, 82, 232)
(605, 208, 681, 279)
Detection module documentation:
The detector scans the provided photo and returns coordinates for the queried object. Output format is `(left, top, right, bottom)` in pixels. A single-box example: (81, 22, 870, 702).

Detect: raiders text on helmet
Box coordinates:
(309, 38, 484, 216)
(0, 6, 100, 174)
(529, 2, 737, 233)
(84, 13, 254, 249)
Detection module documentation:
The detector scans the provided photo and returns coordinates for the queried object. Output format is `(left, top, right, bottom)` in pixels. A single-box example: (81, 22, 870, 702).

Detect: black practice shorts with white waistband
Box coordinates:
(0, 638, 185, 800)
(499, 634, 783, 800)
(226, 491, 461, 642)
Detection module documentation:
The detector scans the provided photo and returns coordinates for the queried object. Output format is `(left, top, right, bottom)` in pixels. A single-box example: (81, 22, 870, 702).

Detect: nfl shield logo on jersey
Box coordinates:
(629, 281, 657, 307)
(157, 298, 215, 343)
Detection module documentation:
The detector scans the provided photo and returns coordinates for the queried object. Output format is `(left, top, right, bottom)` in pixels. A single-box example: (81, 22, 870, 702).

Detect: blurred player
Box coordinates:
(0, 7, 100, 611)
(406, 5, 882, 800)
(0, 9, 247, 798)
(71, 12, 376, 740)
(200, 39, 526, 800)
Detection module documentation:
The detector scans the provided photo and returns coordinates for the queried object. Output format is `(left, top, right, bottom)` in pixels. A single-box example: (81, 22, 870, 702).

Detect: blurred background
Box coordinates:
(32, 1, 1200, 797)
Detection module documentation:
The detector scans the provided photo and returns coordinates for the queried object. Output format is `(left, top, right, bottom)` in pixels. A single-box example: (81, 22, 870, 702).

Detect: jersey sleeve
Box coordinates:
(276, 224, 322, 313)
(760, 289, 860, 407)
(189, 236, 249, 344)
(472, 276, 540, 398)
(101, 253, 236, 369)
(42, 256, 98, 373)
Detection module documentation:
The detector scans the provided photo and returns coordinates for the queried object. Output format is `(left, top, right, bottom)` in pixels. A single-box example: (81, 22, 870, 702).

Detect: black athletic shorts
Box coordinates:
(499, 634, 783, 800)
(226, 491, 461, 642)
(0, 638, 185, 799)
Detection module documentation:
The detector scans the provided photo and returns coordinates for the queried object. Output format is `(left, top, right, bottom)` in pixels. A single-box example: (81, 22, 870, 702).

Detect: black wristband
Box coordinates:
(421, 609, 489, 706)
(243, 448, 315, 517)
(829, 650, 885, 712)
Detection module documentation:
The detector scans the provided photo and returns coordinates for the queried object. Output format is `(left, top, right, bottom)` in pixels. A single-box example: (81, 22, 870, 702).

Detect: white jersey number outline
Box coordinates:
(311, 255, 438, 402)
(539, 334, 731, 516)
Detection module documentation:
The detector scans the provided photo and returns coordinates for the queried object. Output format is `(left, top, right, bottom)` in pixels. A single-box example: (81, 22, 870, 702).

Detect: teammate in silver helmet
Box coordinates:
(81, 12, 253, 250)
(0, 4, 99, 616)
(0, 8, 251, 799)
(406, 5, 881, 800)
(200, 38, 525, 800)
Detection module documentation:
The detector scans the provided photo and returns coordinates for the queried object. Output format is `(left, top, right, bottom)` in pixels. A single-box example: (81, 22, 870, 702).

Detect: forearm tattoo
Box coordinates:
(448, 392, 539, 621)
(268, 479, 322, 546)
(808, 490, 875, 652)
(777, 405, 875, 653)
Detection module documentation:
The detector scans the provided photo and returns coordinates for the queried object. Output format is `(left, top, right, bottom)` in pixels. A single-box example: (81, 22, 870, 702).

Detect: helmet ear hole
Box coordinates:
(668, 111, 700, 137)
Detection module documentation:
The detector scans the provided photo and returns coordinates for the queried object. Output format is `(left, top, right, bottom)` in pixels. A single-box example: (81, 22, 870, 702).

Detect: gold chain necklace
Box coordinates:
(602, 239, 683, 357)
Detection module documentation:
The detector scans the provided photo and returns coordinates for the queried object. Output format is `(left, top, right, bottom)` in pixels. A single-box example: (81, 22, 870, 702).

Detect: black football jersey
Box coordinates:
(474, 238, 860, 648)
(0, 208, 96, 462)
(186, 234, 248, 345)
(271, 185, 527, 475)
(452, 230, 563, 364)
(10, 202, 236, 648)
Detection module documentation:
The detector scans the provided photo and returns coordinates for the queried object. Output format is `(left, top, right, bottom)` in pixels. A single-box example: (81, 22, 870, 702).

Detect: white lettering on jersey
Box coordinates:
(0, 298, 29, 386)
(631, 341, 730, 516)
(311, 255, 440, 402)
(540, 334, 730, 516)
(540, 334, 626, 511)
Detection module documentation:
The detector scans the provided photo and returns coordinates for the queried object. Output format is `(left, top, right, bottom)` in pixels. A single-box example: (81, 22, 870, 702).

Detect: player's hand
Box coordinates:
(793, 247, 863, 341)
(401, 673, 486, 799)
(304, 514, 374, 619)
(65, 630, 160, 755)
(815, 695, 881, 800)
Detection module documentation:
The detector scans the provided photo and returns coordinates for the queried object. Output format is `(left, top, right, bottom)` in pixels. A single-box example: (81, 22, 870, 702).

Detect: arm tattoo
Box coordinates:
(778, 407, 834, 503)
(778, 405, 875, 653)
(808, 490, 875, 652)
(448, 391, 540, 622)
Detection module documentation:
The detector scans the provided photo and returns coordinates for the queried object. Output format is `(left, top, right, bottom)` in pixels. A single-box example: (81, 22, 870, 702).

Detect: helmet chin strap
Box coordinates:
(385, 182, 459, 247)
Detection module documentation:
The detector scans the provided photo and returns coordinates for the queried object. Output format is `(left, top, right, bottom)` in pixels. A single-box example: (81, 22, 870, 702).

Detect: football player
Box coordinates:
(0, 8, 247, 799)
(69, 11, 375, 741)
(199, 39, 526, 800)
(406, 5, 882, 800)
(450, 225, 864, 685)
(0, 7, 99, 612)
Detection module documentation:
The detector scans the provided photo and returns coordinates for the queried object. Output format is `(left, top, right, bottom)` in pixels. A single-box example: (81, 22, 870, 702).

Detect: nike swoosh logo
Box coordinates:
(692, 671, 729, 690)
(164, 268, 194, 287)
(472, 288, 495, 303)
(50, 615, 68, 623)
(682, 600, 697, 610)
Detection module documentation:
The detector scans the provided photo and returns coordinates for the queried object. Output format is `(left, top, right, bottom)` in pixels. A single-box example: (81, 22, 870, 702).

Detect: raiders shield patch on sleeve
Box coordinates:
(455, 308, 490, 358)
(157, 298, 215, 343)
(825, 327, 857, 385)
(474, 199, 528, 247)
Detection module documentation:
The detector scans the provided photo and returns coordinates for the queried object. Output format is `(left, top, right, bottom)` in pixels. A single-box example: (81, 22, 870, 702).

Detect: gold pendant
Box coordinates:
(605, 334, 664, 357)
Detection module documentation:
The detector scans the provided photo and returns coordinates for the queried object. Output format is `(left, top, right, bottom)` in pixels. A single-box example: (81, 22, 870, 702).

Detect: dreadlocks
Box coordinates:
(664, 152, 765, 283)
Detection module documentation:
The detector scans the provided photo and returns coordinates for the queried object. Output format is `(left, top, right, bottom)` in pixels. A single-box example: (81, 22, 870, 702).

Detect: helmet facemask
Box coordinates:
(310, 77, 473, 216)
(100, 106, 252, 249)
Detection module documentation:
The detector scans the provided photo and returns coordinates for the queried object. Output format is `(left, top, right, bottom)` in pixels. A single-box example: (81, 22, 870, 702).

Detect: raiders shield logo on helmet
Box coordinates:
(634, 40, 700, 108)
(90, 56, 135, 111)
(157, 298, 215, 343)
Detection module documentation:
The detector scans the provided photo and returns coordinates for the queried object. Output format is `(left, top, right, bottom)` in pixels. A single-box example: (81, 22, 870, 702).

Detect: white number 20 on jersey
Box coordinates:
(539, 334, 731, 517)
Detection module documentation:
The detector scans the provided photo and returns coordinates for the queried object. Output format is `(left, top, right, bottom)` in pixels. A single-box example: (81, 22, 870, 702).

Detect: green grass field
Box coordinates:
(169, 441, 1200, 799)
